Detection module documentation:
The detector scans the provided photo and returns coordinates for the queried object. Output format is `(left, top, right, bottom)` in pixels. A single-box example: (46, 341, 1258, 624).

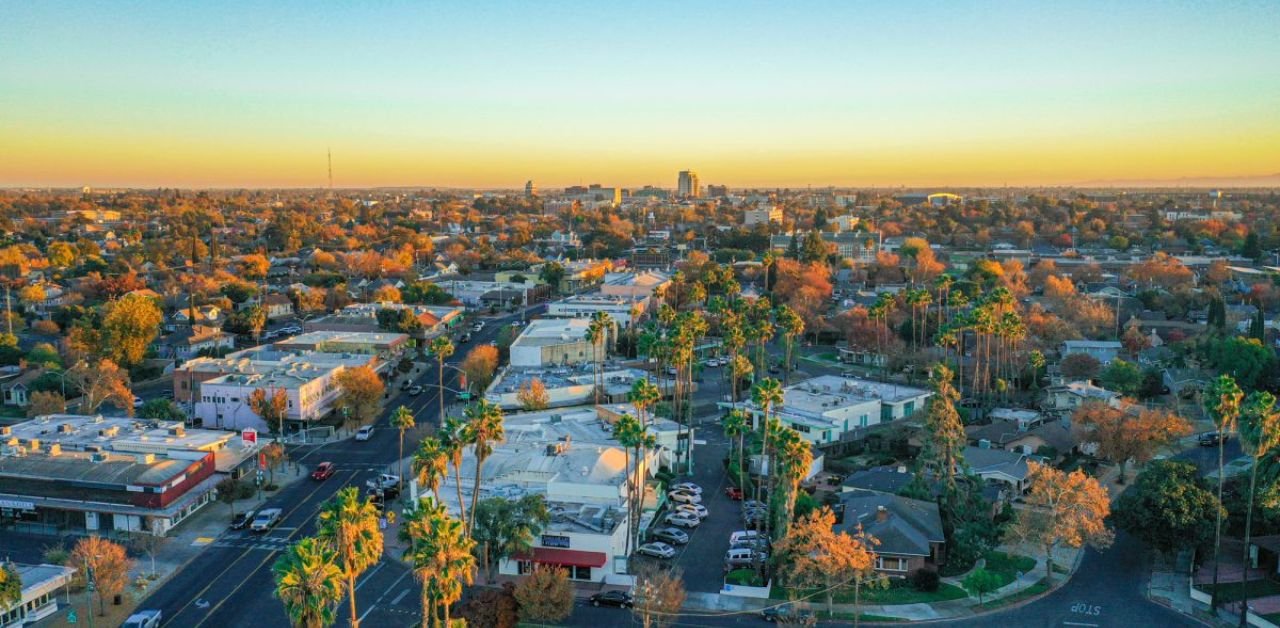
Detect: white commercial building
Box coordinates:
(743, 205, 783, 226)
(509, 318, 597, 368)
(599, 271, 671, 300)
(0, 564, 75, 626)
(746, 375, 932, 446)
(194, 361, 344, 432)
(545, 293, 650, 329)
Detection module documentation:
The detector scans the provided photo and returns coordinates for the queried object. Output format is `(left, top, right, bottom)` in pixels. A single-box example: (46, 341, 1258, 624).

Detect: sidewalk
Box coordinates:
(37, 465, 309, 628)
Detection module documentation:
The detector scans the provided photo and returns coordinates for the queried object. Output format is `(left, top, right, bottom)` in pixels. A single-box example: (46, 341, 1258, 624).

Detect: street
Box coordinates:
(137, 309, 528, 627)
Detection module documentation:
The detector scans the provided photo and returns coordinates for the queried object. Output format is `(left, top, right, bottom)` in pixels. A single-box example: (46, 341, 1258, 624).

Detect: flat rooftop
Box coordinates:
(785, 375, 931, 410)
(274, 330, 408, 348)
(0, 448, 195, 486)
(510, 318, 591, 347)
(4, 415, 234, 453)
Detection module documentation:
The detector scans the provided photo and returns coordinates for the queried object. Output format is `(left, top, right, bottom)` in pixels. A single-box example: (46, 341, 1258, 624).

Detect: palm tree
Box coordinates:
(273, 537, 345, 628)
(1203, 374, 1243, 612)
(933, 274, 953, 331)
(751, 378, 784, 508)
(730, 354, 754, 406)
(631, 429, 657, 553)
(1238, 392, 1280, 626)
(586, 315, 607, 406)
(438, 416, 469, 533)
(401, 497, 474, 626)
(628, 378, 661, 426)
(316, 487, 384, 628)
(391, 406, 415, 495)
(464, 400, 505, 536)
(776, 426, 813, 534)
(775, 305, 804, 386)
(614, 413, 643, 556)
(412, 436, 449, 502)
(724, 409, 749, 493)
(429, 336, 455, 422)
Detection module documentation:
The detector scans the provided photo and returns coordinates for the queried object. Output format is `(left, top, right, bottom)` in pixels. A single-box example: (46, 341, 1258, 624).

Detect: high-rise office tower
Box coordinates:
(677, 170, 701, 198)
(525, 180, 537, 197)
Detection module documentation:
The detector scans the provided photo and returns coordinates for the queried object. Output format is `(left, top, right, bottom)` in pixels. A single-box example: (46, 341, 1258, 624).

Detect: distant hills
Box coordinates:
(1076, 173, 1280, 188)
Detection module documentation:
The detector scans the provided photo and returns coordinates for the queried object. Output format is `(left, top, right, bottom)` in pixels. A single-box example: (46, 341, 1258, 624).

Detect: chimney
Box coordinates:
(876, 505, 889, 523)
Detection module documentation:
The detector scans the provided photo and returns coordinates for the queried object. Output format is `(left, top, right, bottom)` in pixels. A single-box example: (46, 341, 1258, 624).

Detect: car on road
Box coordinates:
(670, 482, 702, 494)
(675, 503, 709, 519)
(122, 609, 163, 628)
(649, 527, 690, 545)
(667, 489, 702, 504)
(636, 542, 677, 559)
(366, 474, 400, 490)
(664, 512, 701, 528)
(589, 590, 634, 608)
(1199, 431, 1228, 446)
(460, 332, 472, 343)
(230, 509, 256, 530)
(761, 603, 814, 623)
(401, 380, 412, 390)
(409, 385, 423, 396)
(281, 326, 301, 334)
(311, 462, 336, 480)
(250, 508, 282, 533)
(725, 486, 744, 500)
(355, 425, 374, 441)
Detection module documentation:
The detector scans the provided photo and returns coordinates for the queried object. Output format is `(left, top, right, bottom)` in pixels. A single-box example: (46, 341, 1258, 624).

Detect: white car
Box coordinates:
(668, 490, 702, 505)
(670, 482, 702, 495)
(355, 425, 374, 441)
(133, 396, 144, 409)
(676, 503, 709, 519)
(366, 474, 400, 490)
(122, 610, 162, 628)
(636, 542, 677, 559)
(250, 508, 282, 533)
(730, 530, 766, 546)
(665, 512, 701, 528)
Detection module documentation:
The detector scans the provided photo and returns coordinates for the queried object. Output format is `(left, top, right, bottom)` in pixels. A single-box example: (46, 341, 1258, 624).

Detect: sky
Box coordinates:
(2, 1, 1278, 189)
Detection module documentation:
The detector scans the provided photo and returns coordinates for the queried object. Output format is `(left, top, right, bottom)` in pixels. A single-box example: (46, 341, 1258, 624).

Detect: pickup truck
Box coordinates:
(250, 508, 283, 533)
(366, 474, 400, 491)
(122, 610, 162, 628)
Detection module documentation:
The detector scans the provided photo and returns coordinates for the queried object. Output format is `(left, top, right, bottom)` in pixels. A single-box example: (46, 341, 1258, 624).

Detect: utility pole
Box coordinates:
(3, 283, 11, 336)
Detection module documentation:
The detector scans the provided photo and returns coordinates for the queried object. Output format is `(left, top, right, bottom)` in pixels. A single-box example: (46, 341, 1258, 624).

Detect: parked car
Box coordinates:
(366, 474, 400, 490)
(355, 425, 374, 441)
(676, 503, 709, 519)
(401, 380, 413, 391)
(724, 486, 744, 500)
(636, 542, 677, 559)
(133, 396, 145, 409)
(1199, 431, 1228, 447)
(724, 547, 767, 568)
(668, 490, 702, 504)
(649, 527, 690, 545)
(589, 591, 634, 608)
(250, 508, 283, 533)
(741, 500, 765, 511)
(761, 603, 814, 623)
(311, 462, 336, 480)
(368, 484, 400, 500)
(670, 482, 702, 495)
(730, 530, 766, 546)
(230, 509, 256, 530)
(409, 385, 423, 396)
(665, 512, 701, 528)
(122, 610, 163, 628)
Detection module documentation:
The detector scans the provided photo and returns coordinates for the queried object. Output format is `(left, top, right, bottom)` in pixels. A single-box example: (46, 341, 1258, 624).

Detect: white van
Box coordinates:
(729, 530, 764, 546)
(724, 548, 766, 567)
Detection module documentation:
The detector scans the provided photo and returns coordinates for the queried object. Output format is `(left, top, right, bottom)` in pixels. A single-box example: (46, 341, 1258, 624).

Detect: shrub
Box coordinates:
(909, 567, 940, 592)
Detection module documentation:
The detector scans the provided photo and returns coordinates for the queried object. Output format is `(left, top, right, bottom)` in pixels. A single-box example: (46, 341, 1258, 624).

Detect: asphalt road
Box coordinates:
(137, 308, 533, 628)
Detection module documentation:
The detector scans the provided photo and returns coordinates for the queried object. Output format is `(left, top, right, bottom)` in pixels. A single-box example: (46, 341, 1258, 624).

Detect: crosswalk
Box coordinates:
(211, 535, 294, 551)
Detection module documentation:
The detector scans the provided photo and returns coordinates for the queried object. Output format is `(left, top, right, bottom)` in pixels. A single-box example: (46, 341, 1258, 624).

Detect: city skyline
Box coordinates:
(3, 1, 1278, 189)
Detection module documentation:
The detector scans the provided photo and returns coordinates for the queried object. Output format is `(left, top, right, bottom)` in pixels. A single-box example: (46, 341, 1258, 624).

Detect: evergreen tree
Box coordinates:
(1242, 232, 1262, 260)
(786, 232, 800, 260)
(1250, 309, 1265, 340)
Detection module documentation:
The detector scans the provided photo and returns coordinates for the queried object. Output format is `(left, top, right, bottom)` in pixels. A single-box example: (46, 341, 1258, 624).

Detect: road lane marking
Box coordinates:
(165, 468, 361, 627)
(391, 589, 410, 605)
(354, 562, 386, 591)
(359, 568, 412, 624)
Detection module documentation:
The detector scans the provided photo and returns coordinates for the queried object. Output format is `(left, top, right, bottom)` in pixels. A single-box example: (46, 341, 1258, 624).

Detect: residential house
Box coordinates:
(963, 446, 1032, 493)
(1, 368, 45, 408)
(261, 294, 294, 320)
(1061, 340, 1123, 365)
(834, 491, 946, 575)
(158, 325, 236, 360)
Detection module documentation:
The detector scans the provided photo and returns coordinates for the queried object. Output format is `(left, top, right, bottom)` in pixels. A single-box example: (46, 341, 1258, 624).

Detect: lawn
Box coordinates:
(980, 579, 1052, 609)
(1201, 579, 1280, 603)
(725, 568, 768, 587)
(983, 551, 1036, 587)
(773, 581, 968, 605)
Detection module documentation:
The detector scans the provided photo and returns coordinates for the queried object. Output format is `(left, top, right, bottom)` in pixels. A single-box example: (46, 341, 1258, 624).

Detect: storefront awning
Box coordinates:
(514, 548, 607, 568)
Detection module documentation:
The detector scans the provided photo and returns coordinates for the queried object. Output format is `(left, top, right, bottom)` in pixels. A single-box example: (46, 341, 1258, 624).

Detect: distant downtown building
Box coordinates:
(525, 180, 537, 197)
(677, 170, 701, 199)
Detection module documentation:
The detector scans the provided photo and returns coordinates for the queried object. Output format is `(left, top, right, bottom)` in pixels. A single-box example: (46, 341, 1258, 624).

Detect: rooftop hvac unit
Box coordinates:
(0, 426, 9, 436)
(46, 443, 61, 456)
(56, 423, 74, 433)
(90, 452, 108, 463)
(24, 438, 41, 450)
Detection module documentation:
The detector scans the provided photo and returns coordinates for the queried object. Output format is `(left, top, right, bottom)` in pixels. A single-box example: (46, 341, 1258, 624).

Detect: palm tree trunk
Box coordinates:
(453, 461, 467, 533)
(469, 455, 485, 536)
(1212, 437, 1226, 610)
(348, 573, 359, 628)
(437, 358, 445, 422)
(1241, 461, 1259, 626)
(398, 431, 405, 495)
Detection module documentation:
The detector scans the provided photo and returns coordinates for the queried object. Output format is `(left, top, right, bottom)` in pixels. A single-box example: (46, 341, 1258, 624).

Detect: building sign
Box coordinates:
(541, 534, 571, 548)
(0, 499, 35, 511)
(242, 428, 258, 446)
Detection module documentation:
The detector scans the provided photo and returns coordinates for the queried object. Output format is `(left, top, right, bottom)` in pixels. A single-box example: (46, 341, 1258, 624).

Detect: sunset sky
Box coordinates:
(2, 1, 1278, 189)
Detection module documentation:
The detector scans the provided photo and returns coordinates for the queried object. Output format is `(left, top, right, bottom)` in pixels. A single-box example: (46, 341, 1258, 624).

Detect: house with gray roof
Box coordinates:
(964, 446, 1032, 493)
(834, 491, 945, 576)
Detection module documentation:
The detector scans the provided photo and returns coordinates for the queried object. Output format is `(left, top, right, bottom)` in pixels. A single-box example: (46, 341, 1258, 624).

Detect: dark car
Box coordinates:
(367, 484, 400, 500)
(1199, 431, 1228, 447)
(311, 461, 336, 480)
(229, 510, 256, 530)
(589, 591, 634, 608)
(761, 603, 814, 623)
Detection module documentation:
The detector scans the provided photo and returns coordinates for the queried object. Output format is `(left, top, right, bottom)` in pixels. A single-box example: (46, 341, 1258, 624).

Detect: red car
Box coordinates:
(311, 462, 335, 480)
(724, 486, 744, 500)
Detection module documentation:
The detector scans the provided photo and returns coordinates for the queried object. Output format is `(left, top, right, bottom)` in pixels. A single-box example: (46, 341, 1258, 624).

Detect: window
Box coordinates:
(517, 560, 532, 575)
(875, 556, 908, 572)
(859, 414, 869, 428)
(572, 565, 592, 580)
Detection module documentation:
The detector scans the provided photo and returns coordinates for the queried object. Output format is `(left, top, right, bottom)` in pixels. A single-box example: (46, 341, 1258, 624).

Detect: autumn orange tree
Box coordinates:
(68, 359, 133, 415)
(68, 536, 135, 615)
(1071, 401, 1191, 484)
(1007, 461, 1113, 580)
(100, 292, 163, 368)
(335, 366, 385, 432)
(516, 377, 550, 411)
(774, 507, 881, 616)
(460, 344, 500, 393)
(249, 388, 290, 436)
